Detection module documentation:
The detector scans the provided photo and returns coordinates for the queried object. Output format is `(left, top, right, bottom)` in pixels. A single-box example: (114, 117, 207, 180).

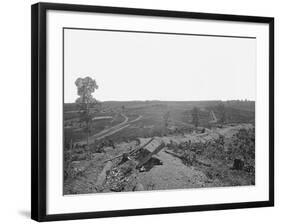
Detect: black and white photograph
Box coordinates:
(0, 0, 278, 223)
(29, 2, 274, 222)
(63, 28, 256, 195)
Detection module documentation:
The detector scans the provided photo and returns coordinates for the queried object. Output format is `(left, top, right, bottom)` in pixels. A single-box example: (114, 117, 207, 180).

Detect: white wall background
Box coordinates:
(0, 0, 279, 223)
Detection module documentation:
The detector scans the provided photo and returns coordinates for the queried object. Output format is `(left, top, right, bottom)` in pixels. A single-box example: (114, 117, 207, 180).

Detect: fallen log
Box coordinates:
(164, 149, 182, 159)
(129, 138, 155, 155)
(196, 159, 212, 167)
(103, 138, 155, 163)
(165, 149, 211, 167)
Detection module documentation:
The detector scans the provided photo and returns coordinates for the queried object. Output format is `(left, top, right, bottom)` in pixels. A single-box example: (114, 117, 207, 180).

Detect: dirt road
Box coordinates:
(137, 149, 208, 190)
(79, 114, 142, 144)
(94, 115, 142, 141)
(136, 124, 253, 190)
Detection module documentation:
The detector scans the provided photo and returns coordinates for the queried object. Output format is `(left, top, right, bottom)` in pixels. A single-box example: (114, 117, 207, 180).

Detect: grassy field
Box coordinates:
(64, 100, 255, 147)
(64, 101, 255, 146)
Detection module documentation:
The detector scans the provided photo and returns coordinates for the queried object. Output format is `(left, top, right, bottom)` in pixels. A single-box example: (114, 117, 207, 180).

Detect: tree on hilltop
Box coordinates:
(75, 76, 99, 148)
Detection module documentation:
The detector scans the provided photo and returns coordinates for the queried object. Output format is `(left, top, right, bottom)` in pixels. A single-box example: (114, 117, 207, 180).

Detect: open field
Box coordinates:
(63, 100, 255, 194)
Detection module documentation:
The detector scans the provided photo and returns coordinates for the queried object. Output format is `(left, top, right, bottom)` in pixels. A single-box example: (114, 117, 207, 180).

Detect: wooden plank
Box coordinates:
(103, 138, 155, 163)
(137, 142, 165, 169)
(129, 138, 155, 155)
(143, 139, 163, 153)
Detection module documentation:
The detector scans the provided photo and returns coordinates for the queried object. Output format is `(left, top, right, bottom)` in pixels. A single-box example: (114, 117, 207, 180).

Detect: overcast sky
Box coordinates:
(64, 29, 256, 103)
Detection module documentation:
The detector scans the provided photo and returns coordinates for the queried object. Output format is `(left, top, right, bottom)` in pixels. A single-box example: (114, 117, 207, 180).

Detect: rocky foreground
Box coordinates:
(64, 124, 255, 195)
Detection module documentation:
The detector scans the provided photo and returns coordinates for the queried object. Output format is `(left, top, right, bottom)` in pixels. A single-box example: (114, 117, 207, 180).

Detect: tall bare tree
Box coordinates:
(75, 77, 98, 148)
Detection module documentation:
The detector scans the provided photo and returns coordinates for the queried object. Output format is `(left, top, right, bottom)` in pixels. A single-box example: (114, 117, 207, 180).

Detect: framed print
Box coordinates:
(31, 2, 274, 222)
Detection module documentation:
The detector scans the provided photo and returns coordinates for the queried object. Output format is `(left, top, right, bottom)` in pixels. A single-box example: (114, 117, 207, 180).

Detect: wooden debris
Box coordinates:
(196, 159, 211, 167)
(136, 141, 165, 169)
(129, 138, 155, 156)
(103, 138, 155, 163)
(165, 149, 211, 167)
(164, 149, 182, 159)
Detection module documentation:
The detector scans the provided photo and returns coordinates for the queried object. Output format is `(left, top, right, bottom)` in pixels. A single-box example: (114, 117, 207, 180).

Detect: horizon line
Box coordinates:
(64, 99, 255, 103)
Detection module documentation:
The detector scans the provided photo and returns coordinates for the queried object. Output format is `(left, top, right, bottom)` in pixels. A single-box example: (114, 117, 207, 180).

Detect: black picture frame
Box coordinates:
(31, 2, 274, 222)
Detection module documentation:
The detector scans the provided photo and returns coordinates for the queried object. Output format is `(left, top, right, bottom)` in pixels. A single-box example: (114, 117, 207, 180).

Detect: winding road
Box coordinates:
(79, 114, 142, 144)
